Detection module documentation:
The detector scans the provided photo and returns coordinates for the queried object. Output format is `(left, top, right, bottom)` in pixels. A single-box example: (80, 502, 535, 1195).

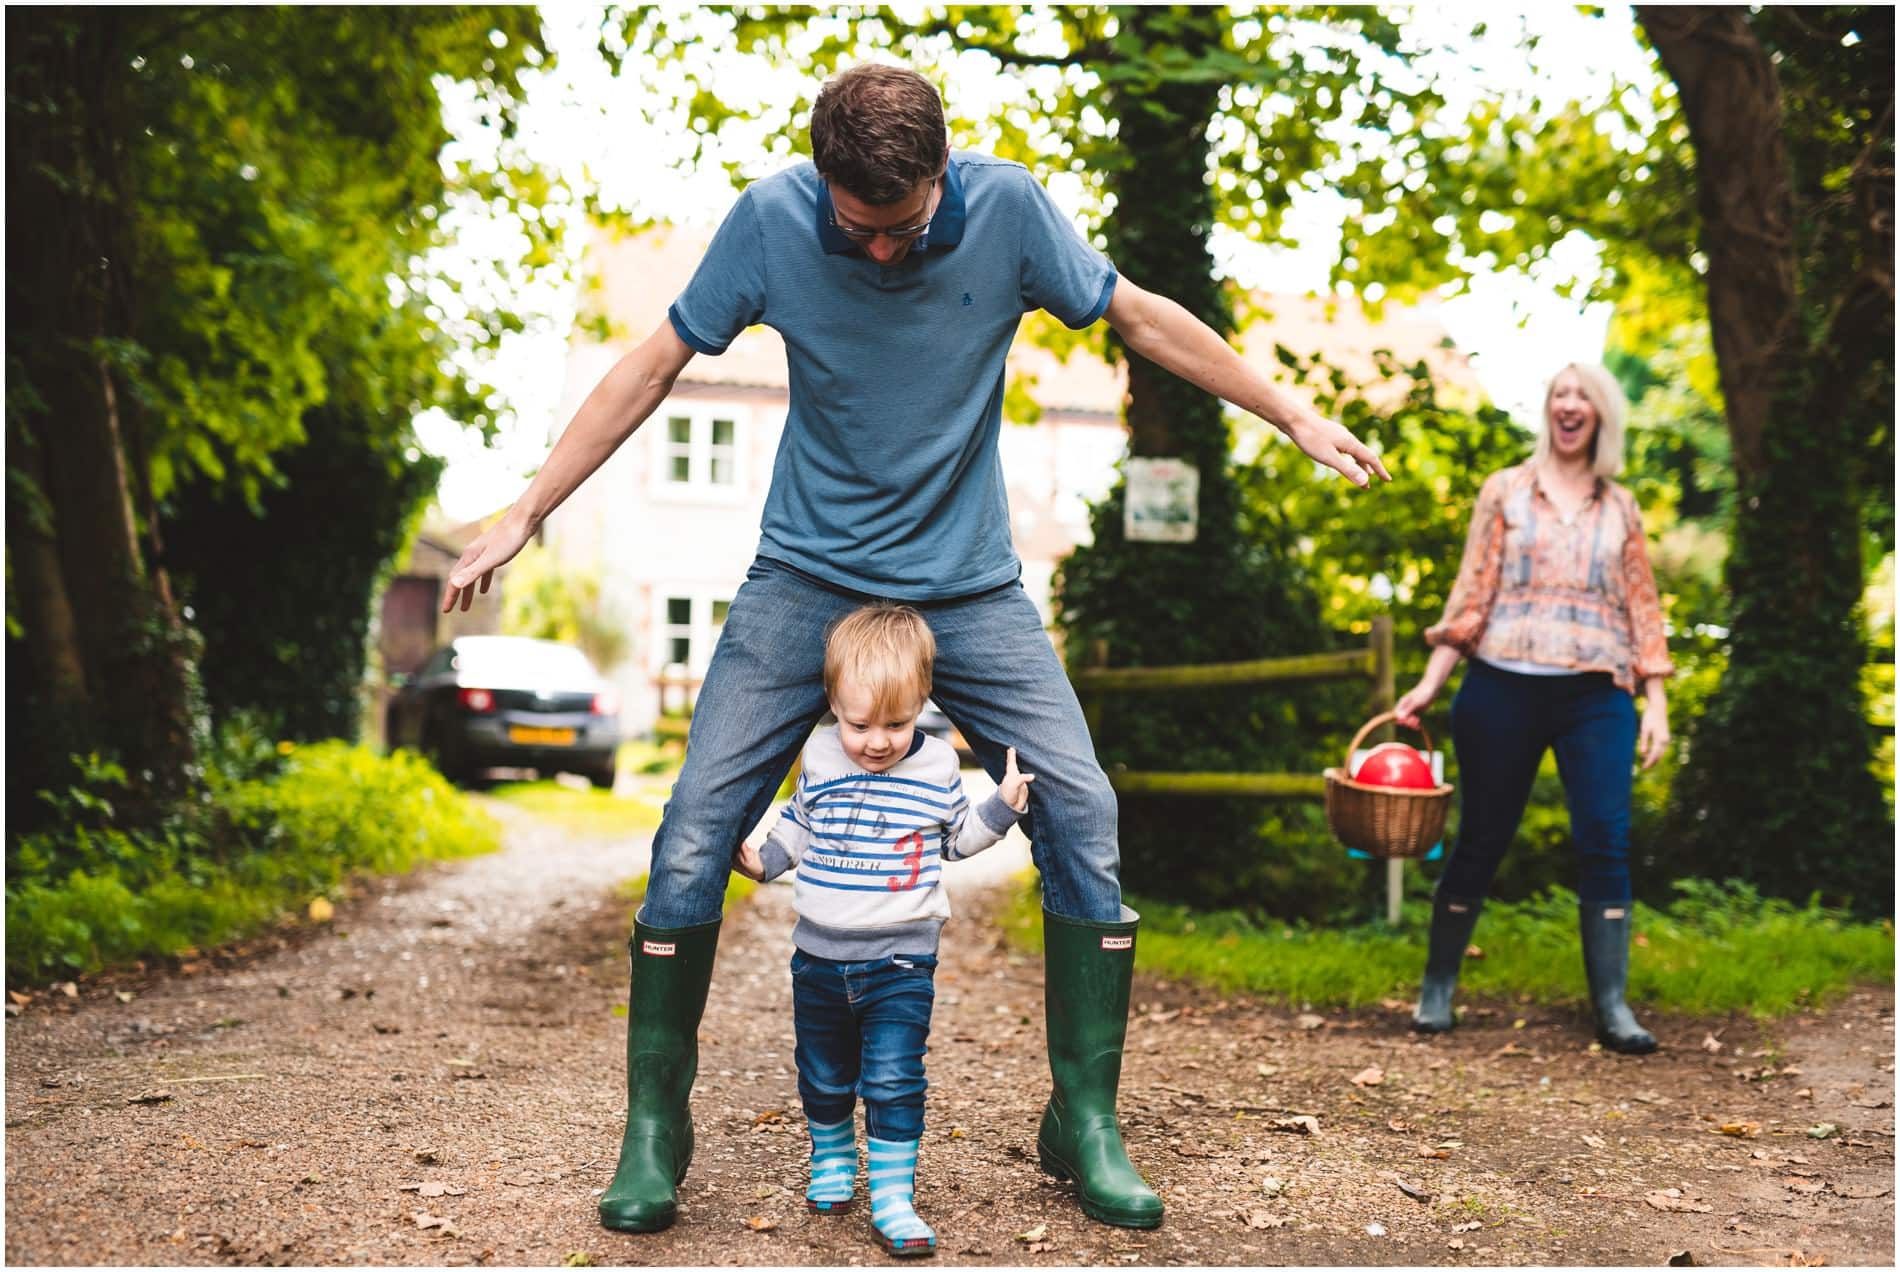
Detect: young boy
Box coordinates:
(733, 603, 1033, 1256)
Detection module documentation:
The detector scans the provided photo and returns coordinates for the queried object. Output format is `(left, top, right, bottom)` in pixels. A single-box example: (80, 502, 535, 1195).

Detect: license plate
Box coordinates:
(508, 725, 576, 746)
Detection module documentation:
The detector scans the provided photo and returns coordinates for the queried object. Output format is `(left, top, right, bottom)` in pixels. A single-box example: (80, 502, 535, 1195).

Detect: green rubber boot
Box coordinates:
(1580, 901, 1658, 1055)
(598, 916, 722, 1232)
(1412, 892, 1485, 1034)
(1036, 907, 1164, 1229)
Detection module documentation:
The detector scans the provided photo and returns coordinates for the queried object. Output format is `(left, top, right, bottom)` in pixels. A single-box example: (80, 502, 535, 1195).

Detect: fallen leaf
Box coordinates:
(413, 1148, 441, 1165)
(1296, 1013, 1326, 1030)
(1784, 1178, 1825, 1195)
(7, 990, 30, 1006)
(753, 1184, 777, 1200)
(1016, 1224, 1048, 1244)
(1831, 1183, 1892, 1199)
(1701, 1033, 1724, 1055)
(1644, 1189, 1712, 1213)
(1796, 1088, 1815, 1100)
(1380, 998, 1409, 1011)
(1417, 1146, 1451, 1159)
(1666, 1251, 1696, 1266)
(948, 1127, 966, 1139)
(114, 991, 135, 1004)
(750, 1109, 785, 1127)
(1582, 1134, 1608, 1150)
(1270, 1115, 1321, 1136)
(412, 1212, 460, 1236)
(308, 897, 335, 923)
(1256, 1063, 1281, 1078)
(1448, 1237, 1466, 1251)
(399, 1182, 465, 1198)
(1260, 1176, 1285, 1198)
(58, 982, 78, 999)
(1244, 1209, 1286, 1230)
(1025, 1241, 1056, 1254)
(127, 1090, 174, 1105)
(1387, 1118, 1411, 1133)
(1717, 1122, 1761, 1138)
(562, 1255, 592, 1268)
(1452, 1221, 1482, 1233)
(1351, 1066, 1385, 1087)
(1366, 1222, 1387, 1237)
(742, 1216, 777, 1233)
(1395, 1178, 1433, 1204)
(1807, 1123, 1839, 1140)
(1513, 1018, 1528, 1030)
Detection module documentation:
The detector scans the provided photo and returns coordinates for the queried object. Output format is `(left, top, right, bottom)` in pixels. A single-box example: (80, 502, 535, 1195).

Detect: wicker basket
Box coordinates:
(1323, 711, 1454, 860)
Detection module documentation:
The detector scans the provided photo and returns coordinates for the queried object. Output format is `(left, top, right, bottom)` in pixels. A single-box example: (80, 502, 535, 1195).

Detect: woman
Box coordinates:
(1393, 363, 1672, 1054)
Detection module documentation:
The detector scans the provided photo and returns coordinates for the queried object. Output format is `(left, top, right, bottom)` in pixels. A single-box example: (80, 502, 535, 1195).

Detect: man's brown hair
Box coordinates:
(809, 63, 947, 205)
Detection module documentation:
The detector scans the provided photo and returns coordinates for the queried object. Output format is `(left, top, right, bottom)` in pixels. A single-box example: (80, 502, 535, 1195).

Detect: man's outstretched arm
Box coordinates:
(441, 322, 697, 612)
(1102, 277, 1392, 488)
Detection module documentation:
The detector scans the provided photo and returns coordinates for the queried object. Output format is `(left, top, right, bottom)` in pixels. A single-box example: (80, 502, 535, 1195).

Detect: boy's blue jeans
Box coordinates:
(791, 950, 937, 1141)
(635, 556, 1123, 928)
(1438, 659, 1640, 905)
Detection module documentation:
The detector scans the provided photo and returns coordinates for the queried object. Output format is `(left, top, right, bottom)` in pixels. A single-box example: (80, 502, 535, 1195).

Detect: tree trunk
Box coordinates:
(6, 9, 200, 819)
(1637, 6, 1796, 486)
(1638, 5, 1890, 909)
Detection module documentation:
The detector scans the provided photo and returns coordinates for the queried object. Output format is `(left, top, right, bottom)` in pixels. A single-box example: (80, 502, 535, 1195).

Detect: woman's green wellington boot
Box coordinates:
(1036, 907, 1164, 1229)
(598, 917, 722, 1232)
(1412, 892, 1485, 1034)
(1579, 901, 1658, 1055)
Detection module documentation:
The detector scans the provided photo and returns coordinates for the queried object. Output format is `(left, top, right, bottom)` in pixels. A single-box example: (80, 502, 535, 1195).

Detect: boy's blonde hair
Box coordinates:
(1532, 361, 1628, 478)
(824, 604, 935, 719)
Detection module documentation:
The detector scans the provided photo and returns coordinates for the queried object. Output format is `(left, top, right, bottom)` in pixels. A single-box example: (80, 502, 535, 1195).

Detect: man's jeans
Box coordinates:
(637, 557, 1123, 927)
(1438, 659, 1640, 905)
(791, 950, 936, 1142)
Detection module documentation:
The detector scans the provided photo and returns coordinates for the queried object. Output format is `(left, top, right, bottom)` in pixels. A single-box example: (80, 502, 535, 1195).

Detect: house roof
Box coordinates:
(579, 222, 1483, 415)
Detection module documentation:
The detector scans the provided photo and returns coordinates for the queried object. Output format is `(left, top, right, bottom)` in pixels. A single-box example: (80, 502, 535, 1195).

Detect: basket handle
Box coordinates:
(1345, 710, 1435, 769)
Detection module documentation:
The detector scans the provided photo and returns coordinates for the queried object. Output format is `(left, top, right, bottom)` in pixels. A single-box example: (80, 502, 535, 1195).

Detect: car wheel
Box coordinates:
(587, 763, 617, 791)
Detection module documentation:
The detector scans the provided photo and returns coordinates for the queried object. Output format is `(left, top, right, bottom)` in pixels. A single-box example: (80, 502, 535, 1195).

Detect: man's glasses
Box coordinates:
(827, 178, 940, 243)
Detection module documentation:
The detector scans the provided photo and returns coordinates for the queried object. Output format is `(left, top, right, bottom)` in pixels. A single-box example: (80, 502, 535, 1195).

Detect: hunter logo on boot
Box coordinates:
(641, 941, 677, 956)
(1101, 936, 1132, 951)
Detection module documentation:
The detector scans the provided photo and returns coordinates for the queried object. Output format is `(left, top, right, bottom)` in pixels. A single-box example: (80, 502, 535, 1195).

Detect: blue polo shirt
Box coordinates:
(667, 153, 1117, 600)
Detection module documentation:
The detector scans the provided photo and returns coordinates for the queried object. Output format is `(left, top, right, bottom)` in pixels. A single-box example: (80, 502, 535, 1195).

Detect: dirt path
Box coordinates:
(5, 800, 1894, 1267)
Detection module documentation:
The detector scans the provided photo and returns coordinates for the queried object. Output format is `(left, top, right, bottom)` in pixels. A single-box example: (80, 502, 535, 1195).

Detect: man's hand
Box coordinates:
(440, 509, 537, 613)
(1280, 413, 1394, 489)
(997, 746, 1036, 813)
(733, 840, 766, 881)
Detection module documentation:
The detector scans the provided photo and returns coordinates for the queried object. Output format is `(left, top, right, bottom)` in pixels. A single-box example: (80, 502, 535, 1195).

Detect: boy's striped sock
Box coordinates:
(867, 1136, 935, 1256)
(805, 1116, 857, 1211)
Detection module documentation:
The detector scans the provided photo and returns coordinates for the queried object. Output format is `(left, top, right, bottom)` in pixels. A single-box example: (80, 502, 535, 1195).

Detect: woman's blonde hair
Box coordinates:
(824, 603, 935, 719)
(1532, 362, 1627, 478)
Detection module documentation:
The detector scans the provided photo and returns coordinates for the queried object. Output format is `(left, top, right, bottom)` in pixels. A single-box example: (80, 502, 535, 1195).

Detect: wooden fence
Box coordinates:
(1070, 615, 1415, 924)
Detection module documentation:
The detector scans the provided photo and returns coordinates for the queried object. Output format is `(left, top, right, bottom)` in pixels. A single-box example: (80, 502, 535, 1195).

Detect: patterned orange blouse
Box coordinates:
(1424, 463, 1673, 693)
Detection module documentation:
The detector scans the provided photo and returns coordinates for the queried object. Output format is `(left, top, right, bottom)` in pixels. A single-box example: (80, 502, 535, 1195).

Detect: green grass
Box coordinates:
(7, 743, 501, 984)
(483, 779, 665, 838)
(1000, 874, 1894, 1018)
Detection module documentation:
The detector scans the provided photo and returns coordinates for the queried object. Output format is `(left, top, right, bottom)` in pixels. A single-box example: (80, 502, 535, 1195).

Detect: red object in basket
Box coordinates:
(1352, 741, 1435, 789)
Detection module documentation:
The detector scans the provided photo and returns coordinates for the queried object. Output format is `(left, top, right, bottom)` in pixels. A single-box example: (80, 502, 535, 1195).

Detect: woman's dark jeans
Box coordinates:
(1438, 660, 1639, 905)
(791, 950, 937, 1142)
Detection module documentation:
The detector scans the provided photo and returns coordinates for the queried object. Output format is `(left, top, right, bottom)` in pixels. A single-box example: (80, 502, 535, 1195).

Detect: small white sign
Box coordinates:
(1124, 458, 1199, 543)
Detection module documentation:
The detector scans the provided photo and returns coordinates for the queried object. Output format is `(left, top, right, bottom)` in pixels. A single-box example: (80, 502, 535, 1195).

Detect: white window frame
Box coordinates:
(648, 403, 745, 502)
(653, 590, 735, 679)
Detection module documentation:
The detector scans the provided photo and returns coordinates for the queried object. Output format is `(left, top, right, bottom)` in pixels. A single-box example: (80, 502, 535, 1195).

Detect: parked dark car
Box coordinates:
(386, 636, 621, 788)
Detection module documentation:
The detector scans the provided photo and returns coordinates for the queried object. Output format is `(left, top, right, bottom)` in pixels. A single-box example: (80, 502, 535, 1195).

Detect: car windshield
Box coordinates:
(453, 639, 596, 683)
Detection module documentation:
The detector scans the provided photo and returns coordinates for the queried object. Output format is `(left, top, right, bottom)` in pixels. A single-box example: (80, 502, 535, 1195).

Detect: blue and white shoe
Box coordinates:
(867, 1136, 936, 1256)
(805, 1116, 858, 1212)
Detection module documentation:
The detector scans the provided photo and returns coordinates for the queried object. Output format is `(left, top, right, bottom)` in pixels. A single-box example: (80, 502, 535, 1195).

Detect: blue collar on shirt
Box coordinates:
(816, 157, 967, 256)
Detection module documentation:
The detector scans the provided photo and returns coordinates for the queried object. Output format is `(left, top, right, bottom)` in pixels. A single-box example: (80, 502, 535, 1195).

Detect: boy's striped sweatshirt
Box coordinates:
(755, 727, 1020, 959)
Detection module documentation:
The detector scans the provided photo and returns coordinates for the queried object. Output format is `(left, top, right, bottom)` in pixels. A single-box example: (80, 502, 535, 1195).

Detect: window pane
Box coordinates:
(668, 416, 692, 444)
(710, 455, 733, 486)
(710, 600, 731, 625)
(666, 597, 691, 626)
(669, 454, 691, 483)
(711, 418, 734, 447)
(669, 637, 691, 664)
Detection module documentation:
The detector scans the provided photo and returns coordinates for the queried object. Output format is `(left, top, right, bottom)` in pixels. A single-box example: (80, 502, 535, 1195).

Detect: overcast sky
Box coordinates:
(418, 5, 1649, 522)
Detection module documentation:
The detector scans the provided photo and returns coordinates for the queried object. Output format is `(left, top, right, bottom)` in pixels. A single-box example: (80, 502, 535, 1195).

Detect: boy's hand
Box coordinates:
(997, 746, 1036, 813)
(732, 840, 765, 881)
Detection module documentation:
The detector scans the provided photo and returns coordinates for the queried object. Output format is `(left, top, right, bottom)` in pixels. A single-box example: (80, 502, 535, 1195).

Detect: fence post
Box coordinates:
(1370, 616, 1404, 927)
(1082, 639, 1109, 740)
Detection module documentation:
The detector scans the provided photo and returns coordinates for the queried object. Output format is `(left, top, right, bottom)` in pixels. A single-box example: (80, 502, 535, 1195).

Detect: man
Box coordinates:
(441, 63, 1389, 1235)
